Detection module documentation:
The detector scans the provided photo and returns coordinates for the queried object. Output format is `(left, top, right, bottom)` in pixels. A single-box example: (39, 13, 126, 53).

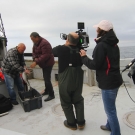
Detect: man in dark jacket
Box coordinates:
(2, 43, 30, 105)
(52, 32, 85, 130)
(30, 32, 55, 101)
(80, 20, 122, 135)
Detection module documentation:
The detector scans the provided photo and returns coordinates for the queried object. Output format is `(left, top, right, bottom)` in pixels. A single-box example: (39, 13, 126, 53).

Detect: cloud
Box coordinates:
(0, 0, 135, 52)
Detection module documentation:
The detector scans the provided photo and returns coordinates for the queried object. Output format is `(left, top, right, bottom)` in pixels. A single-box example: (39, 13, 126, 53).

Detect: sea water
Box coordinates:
(24, 46, 135, 60)
(87, 46, 135, 59)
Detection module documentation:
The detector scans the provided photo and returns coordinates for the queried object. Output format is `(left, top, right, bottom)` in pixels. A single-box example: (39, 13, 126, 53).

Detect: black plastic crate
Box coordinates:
(17, 88, 42, 112)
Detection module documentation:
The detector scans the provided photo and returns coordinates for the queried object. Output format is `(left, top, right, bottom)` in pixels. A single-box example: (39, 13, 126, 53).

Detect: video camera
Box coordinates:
(60, 22, 89, 50)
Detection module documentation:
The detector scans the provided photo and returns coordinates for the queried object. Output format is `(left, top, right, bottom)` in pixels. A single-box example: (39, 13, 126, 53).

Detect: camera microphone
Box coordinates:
(122, 59, 135, 72)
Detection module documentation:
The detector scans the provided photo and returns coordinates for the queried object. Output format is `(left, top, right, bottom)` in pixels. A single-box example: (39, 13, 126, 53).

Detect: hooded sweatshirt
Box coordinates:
(82, 29, 123, 89)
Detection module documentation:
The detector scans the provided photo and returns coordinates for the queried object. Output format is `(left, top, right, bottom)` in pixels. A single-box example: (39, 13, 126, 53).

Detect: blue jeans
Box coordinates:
(101, 88, 121, 135)
(4, 73, 24, 101)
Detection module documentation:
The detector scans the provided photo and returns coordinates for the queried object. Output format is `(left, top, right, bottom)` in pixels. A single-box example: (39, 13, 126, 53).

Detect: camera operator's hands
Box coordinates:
(128, 72, 132, 78)
(80, 49, 86, 57)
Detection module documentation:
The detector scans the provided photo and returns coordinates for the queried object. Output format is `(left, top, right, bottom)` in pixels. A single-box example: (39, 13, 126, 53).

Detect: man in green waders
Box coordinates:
(52, 32, 85, 130)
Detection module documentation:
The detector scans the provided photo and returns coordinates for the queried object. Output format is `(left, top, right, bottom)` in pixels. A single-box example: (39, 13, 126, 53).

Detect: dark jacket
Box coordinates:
(82, 29, 123, 89)
(32, 37, 54, 68)
(1, 47, 25, 78)
(52, 45, 83, 73)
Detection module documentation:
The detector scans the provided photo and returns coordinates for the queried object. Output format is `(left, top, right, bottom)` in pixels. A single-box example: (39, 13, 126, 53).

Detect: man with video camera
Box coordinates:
(52, 32, 85, 130)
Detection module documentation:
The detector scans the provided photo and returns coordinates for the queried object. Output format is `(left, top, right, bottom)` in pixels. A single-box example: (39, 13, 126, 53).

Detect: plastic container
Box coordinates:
(17, 88, 42, 112)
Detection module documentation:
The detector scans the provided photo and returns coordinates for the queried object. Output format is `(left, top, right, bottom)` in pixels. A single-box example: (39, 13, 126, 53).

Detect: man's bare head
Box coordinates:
(17, 43, 26, 54)
(66, 32, 79, 45)
(70, 32, 79, 38)
(30, 32, 40, 44)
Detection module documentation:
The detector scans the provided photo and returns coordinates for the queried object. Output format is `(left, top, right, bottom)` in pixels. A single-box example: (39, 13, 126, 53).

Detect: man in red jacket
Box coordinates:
(30, 32, 55, 101)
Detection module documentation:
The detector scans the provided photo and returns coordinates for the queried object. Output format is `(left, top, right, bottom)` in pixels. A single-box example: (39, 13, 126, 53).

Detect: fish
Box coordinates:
(22, 72, 32, 90)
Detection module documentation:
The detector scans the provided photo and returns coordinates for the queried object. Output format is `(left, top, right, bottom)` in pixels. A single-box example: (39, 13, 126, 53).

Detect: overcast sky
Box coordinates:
(0, 0, 135, 52)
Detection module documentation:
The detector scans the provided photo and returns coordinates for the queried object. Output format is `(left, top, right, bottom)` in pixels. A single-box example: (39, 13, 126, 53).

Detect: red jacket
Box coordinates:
(32, 37, 54, 68)
(0, 68, 4, 80)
